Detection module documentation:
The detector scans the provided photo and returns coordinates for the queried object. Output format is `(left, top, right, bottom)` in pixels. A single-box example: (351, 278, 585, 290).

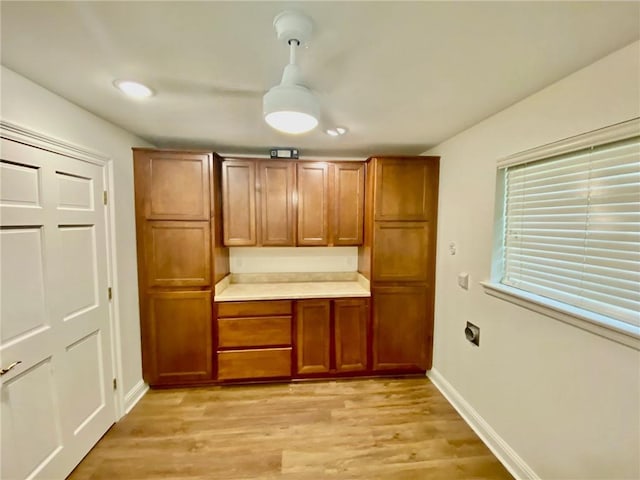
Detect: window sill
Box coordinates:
(481, 281, 640, 350)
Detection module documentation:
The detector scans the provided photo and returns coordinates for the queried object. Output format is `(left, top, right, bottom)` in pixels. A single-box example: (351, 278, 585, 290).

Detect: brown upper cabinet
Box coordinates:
(222, 159, 257, 246)
(222, 159, 295, 246)
(373, 157, 436, 221)
(259, 161, 296, 246)
(297, 162, 330, 245)
(221, 159, 365, 247)
(138, 151, 211, 221)
(332, 163, 365, 245)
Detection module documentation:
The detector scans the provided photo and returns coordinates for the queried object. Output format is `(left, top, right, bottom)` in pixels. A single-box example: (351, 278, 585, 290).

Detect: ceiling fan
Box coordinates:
(151, 11, 332, 136)
(262, 11, 320, 135)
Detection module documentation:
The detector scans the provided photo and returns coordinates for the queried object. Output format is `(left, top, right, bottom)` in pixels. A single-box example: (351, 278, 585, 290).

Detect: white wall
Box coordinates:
(426, 41, 640, 479)
(230, 247, 358, 273)
(1, 66, 151, 407)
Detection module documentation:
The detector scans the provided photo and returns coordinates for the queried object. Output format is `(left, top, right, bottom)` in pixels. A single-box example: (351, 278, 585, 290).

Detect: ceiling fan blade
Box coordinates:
(154, 77, 265, 98)
(303, 49, 350, 94)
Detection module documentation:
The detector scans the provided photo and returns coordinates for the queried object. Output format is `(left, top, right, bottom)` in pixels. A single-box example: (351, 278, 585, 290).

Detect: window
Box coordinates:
(485, 119, 640, 346)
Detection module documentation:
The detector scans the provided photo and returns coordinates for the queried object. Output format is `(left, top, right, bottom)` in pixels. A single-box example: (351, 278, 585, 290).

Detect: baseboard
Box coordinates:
(427, 369, 539, 480)
(123, 379, 149, 414)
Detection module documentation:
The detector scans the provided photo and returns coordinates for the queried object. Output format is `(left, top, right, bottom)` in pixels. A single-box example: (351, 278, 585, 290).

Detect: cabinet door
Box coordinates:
(334, 298, 369, 372)
(222, 159, 256, 245)
(372, 286, 429, 371)
(374, 157, 436, 221)
(258, 161, 296, 246)
(372, 221, 430, 282)
(332, 163, 365, 245)
(137, 151, 211, 220)
(295, 299, 331, 374)
(145, 291, 213, 385)
(144, 221, 211, 287)
(297, 162, 329, 245)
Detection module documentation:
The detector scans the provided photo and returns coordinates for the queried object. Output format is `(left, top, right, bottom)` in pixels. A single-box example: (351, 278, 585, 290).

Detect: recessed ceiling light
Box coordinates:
(114, 80, 154, 99)
(326, 126, 348, 137)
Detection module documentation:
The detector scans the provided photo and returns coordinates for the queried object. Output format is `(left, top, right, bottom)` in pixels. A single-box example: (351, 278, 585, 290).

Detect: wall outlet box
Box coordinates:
(465, 321, 480, 346)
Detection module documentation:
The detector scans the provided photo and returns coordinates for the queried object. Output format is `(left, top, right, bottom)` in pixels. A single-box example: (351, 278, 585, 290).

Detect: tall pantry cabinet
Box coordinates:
(359, 156, 439, 372)
(133, 149, 229, 386)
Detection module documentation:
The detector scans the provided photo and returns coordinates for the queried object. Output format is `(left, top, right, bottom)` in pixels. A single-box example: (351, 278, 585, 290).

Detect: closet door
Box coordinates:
(1, 138, 115, 480)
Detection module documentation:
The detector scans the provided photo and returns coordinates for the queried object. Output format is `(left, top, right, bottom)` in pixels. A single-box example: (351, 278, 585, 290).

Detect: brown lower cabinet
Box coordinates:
(216, 300, 293, 381)
(371, 286, 430, 371)
(146, 291, 213, 385)
(334, 299, 369, 372)
(295, 298, 369, 377)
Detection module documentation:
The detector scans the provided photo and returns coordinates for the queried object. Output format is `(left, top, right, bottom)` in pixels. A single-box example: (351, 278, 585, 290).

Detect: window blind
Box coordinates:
(502, 136, 640, 327)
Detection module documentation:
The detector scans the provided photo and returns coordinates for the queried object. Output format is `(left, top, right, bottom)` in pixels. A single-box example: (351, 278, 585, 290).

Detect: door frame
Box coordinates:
(1, 119, 125, 420)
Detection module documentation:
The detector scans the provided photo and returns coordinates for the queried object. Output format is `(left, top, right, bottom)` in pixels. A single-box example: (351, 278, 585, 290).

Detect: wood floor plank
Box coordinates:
(67, 378, 513, 480)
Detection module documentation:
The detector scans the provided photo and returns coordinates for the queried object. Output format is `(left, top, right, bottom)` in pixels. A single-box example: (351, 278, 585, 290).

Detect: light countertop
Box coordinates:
(214, 272, 370, 302)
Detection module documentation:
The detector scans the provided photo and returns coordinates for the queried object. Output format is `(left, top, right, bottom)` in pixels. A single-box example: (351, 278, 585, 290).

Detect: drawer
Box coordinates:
(217, 348, 292, 380)
(217, 300, 292, 317)
(218, 316, 291, 348)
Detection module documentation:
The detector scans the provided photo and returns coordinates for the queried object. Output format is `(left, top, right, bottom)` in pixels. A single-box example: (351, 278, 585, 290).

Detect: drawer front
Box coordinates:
(218, 316, 291, 348)
(217, 300, 292, 317)
(217, 348, 292, 380)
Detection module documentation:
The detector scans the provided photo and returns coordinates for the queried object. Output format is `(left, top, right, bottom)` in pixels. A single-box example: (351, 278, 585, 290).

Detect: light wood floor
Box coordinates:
(68, 377, 513, 480)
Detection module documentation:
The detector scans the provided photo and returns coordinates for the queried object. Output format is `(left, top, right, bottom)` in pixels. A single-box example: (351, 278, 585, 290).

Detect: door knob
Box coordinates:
(0, 361, 22, 376)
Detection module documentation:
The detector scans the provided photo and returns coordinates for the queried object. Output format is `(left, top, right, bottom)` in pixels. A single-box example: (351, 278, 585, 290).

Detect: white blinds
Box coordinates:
(502, 136, 640, 327)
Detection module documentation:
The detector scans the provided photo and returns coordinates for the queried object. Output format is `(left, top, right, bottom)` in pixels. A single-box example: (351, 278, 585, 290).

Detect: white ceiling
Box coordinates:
(2, 1, 639, 157)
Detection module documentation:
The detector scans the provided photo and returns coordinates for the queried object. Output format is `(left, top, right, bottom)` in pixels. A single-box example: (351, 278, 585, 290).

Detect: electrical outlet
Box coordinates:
(465, 322, 480, 346)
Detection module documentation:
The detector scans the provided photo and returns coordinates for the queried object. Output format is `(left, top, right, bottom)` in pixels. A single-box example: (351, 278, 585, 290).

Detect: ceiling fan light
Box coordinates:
(265, 111, 318, 135)
(263, 84, 320, 134)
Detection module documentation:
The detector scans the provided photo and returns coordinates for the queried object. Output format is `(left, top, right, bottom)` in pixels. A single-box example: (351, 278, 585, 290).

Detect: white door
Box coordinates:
(1, 138, 115, 479)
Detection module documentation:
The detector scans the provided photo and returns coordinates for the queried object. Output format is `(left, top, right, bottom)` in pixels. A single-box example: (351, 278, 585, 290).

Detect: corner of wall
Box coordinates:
(427, 369, 539, 480)
(123, 380, 149, 416)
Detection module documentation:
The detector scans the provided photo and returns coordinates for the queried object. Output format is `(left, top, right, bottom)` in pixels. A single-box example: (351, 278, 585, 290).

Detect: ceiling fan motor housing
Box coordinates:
(264, 83, 320, 118)
(273, 10, 313, 45)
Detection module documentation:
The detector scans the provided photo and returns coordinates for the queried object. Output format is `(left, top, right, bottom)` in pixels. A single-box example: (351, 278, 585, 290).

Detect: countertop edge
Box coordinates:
(213, 273, 371, 302)
(214, 290, 371, 302)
